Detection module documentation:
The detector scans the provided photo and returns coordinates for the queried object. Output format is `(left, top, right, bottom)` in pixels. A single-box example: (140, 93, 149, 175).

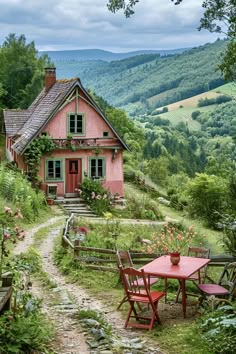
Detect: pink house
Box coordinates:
(4, 68, 129, 198)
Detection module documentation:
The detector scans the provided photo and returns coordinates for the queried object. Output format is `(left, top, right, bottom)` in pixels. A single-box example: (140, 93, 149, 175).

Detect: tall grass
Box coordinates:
(0, 164, 47, 220)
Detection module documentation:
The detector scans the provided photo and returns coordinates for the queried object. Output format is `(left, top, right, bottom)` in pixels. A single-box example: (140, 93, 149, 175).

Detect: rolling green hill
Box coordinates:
(52, 40, 227, 115)
(141, 82, 236, 132)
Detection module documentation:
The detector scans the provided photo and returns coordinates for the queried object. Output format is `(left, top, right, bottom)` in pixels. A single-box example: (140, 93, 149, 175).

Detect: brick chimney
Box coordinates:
(45, 67, 56, 91)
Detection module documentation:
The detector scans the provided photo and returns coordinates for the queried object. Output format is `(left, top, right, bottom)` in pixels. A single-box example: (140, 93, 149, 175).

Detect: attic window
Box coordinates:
(103, 131, 109, 137)
(68, 113, 85, 135)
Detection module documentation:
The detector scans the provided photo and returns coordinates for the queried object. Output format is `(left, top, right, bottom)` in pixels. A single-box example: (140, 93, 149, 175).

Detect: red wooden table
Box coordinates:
(140, 255, 210, 317)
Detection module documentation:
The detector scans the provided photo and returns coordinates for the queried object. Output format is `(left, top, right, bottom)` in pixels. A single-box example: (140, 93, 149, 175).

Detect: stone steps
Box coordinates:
(57, 197, 97, 218)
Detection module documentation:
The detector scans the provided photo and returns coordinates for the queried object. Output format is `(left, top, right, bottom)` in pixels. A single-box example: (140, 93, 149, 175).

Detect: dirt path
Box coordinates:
(14, 217, 164, 354)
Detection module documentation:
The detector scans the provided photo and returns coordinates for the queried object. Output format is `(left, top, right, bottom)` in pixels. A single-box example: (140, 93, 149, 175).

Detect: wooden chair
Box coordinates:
(175, 246, 210, 303)
(197, 262, 236, 302)
(119, 266, 165, 330)
(116, 250, 159, 309)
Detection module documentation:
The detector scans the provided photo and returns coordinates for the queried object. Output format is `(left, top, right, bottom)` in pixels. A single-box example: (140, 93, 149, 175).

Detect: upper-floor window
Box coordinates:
(67, 113, 85, 135)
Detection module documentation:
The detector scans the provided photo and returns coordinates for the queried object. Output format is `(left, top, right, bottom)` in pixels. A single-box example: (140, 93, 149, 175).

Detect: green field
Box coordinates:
(150, 106, 218, 131)
(213, 82, 236, 98)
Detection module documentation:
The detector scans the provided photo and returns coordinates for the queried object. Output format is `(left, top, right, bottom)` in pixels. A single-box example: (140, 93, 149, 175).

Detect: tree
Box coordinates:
(0, 34, 52, 109)
(187, 173, 227, 227)
(107, 0, 236, 80)
(107, 1, 182, 17)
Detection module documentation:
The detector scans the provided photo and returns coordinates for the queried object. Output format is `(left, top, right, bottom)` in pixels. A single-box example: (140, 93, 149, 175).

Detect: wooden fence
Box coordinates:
(62, 214, 235, 273)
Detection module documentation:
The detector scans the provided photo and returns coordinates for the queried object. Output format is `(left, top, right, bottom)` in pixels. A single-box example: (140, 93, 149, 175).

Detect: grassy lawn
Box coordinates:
(124, 183, 223, 255)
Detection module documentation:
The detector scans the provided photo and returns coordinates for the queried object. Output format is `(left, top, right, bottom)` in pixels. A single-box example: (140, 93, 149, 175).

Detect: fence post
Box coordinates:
(74, 239, 80, 259)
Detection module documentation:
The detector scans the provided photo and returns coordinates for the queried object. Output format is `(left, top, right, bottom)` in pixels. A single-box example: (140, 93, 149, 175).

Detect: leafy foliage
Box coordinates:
(23, 135, 56, 183)
(0, 164, 47, 220)
(0, 303, 53, 353)
(187, 173, 227, 227)
(0, 33, 52, 110)
(79, 178, 112, 216)
(200, 305, 236, 354)
(198, 95, 232, 107)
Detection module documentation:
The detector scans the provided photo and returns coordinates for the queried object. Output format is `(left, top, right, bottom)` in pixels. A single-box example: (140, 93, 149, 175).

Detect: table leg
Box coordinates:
(180, 279, 186, 318)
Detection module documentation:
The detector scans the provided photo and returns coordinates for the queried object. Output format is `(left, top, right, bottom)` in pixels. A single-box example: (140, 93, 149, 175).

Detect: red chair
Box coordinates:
(116, 250, 159, 309)
(176, 246, 210, 303)
(119, 266, 165, 330)
(197, 262, 236, 302)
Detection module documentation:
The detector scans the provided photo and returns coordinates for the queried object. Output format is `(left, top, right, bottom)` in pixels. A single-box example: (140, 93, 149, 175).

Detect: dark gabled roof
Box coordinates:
(4, 110, 29, 137)
(12, 79, 77, 154)
(4, 76, 129, 155)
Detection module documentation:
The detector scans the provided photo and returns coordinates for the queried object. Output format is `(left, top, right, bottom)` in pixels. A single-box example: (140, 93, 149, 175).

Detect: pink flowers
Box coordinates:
(143, 223, 205, 254)
(72, 226, 88, 236)
(75, 188, 82, 195)
(4, 207, 13, 215)
(1, 207, 26, 279)
(14, 209, 23, 219)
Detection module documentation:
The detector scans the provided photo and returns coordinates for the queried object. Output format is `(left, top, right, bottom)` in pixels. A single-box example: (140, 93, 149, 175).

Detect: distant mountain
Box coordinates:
(40, 48, 189, 62)
(41, 40, 228, 116)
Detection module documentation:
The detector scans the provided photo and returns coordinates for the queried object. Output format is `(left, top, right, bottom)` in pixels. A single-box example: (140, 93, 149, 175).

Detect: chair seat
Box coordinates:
(197, 284, 229, 296)
(135, 276, 159, 287)
(131, 291, 165, 303)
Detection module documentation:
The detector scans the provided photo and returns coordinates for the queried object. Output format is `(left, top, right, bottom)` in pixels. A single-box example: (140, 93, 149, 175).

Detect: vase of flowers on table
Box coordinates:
(144, 223, 206, 265)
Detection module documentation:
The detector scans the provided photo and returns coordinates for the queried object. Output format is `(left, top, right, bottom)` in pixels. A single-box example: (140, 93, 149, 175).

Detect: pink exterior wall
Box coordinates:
(39, 92, 125, 197)
(6, 137, 25, 170)
(39, 148, 124, 197)
(45, 93, 116, 140)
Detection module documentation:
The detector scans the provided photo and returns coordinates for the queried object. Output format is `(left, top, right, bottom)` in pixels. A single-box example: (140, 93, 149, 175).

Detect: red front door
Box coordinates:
(66, 159, 82, 194)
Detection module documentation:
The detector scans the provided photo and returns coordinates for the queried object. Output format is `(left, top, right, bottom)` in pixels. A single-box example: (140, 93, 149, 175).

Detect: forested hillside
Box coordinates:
(54, 40, 227, 115)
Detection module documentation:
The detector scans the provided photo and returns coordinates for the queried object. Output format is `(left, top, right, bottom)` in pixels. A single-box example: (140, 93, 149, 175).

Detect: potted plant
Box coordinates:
(46, 194, 55, 205)
(143, 223, 206, 265)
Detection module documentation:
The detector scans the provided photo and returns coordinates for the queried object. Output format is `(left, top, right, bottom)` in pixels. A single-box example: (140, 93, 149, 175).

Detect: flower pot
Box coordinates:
(47, 198, 54, 205)
(170, 252, 181, 265)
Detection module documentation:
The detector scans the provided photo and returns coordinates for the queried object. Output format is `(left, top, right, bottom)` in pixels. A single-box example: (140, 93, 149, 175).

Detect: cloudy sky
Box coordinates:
(0, 0, 221, 52)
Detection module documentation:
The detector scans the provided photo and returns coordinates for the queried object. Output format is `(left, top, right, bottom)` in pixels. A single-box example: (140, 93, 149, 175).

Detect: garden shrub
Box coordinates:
(0, 164, 47, 220)
(79, 178, 112, 216)
(200, 305, 236, 354)
(126, 195, 163, 220)
(216, 214, 236, 257)
(0, 301, 53, 353)
(187, 173, 227, 227)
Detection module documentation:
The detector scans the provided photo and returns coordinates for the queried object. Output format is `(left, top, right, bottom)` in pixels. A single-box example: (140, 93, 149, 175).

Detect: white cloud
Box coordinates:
(0, 0, 221, 51)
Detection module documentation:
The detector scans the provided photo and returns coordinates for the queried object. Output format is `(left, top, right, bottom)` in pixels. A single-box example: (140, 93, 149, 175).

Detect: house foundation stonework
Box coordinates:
(4, 68, 129, 198)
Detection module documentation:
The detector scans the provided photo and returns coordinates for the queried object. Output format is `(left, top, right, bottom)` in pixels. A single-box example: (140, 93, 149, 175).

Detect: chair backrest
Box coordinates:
(187, 246, 210, 259)
(116, 250, 134, 268)
(219, 262, 236, 300)
(119, 266, 150, 299)
(187, 246, 210, 282)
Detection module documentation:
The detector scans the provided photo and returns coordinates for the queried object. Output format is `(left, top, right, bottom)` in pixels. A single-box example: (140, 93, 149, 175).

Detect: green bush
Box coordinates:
(0, 164, 47, 220)
(187, 173, 227, 227)
(126, 195, 163, 221)
(79, 178, 112, 216)
(200, 305, 236, 354)
(0, 307, 53, 353)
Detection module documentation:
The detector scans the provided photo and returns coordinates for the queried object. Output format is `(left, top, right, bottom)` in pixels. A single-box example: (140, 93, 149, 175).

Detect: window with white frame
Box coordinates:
(89, 157, 105, 179)
(68, 113, 85, 135)
(45, 159, 63, 181)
